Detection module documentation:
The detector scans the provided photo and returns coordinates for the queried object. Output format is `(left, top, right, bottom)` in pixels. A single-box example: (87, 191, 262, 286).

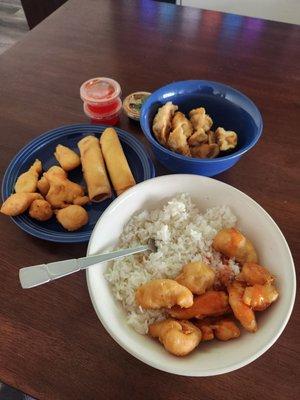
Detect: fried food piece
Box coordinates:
(227, 281, 257, 332)
(170, 290, 230, 320)
(212, 318, 240, 341)
(55, 205, 88, 231)
(187, 130, 208, 146)
(237, 262, 274, 286)
(216, 264, 236, 288)
(29, 199, 53, 221)
(54, 144, 81, 171)
(1, 192, 42, 216)
(176, 262, 215, 295)
(189, 107, 213, 133)
(167, 127, 191, 156)
(73, 196, 90, 206)
(37, 176, 50, 196)
(215, 127, 237, 151)
(243, 284, 279, 311)
(171, 112, 193, 138)
(152, 102, 178, 146)
(149, 319, 202, 356)
(78, 135, 112, 202)
(207, 130, 217, 144)
(213, 228, 258, 264)
(14, 159, 42, 193)
(190, 143, 220, 159)
(46, 165, 67, 178)
(100, 128, 136, 195)
(194, 319, 215, 341)
(44, 166, 88, 208)
(135, 279, 193, 309)
(194, 317, 240, 341)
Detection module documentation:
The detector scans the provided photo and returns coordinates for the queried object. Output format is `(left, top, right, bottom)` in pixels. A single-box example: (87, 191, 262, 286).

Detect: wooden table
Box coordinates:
(0, 1, 299, 399)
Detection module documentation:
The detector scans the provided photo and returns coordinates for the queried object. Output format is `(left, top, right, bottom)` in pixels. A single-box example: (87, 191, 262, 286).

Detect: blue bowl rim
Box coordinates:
(1, 123, 155, 243)
(140, 79, 263, 164)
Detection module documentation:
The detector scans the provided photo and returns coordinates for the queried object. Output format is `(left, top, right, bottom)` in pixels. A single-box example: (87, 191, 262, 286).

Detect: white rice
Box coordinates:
(105, 193, 239, 334)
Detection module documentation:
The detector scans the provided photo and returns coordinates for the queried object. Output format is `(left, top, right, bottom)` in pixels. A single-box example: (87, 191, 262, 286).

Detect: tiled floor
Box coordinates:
(0, 0, 28, 55)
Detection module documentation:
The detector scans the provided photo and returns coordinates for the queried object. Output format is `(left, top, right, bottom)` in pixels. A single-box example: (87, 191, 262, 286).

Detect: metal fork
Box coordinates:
(19, 239, 157, 289)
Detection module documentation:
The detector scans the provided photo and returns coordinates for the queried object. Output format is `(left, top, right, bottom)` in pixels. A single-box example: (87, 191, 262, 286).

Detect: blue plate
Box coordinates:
(1, 124, 155, 243)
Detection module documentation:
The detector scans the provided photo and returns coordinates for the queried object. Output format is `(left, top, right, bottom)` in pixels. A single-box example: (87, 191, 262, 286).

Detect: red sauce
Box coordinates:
(91, 114, 120, 126)
(87, 98, 120, 115)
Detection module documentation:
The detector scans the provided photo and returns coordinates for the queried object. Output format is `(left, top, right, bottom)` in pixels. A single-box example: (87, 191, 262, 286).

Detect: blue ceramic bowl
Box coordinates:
(1, 124, 155, 243)
(140, 80, 263, 176)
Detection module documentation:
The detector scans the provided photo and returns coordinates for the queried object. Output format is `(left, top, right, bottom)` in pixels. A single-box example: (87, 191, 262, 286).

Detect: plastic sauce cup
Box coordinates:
(80, 77, 122, 124)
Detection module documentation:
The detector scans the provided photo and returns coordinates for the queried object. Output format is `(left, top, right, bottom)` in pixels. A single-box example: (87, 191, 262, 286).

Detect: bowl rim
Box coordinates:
(140, 80, 263, 163)
(86, 174, 296, 376)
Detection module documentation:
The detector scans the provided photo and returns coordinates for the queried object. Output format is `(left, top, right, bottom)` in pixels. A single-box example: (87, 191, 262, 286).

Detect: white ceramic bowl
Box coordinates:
(86, 175, 296, 376)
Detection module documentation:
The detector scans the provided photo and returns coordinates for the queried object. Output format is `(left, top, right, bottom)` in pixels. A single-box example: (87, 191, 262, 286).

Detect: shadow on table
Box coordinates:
(0, 383, 36, 400)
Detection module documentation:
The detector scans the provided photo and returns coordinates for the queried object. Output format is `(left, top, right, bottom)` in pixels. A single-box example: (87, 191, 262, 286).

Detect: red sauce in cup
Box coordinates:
(83, 100, 122, 126)
(80, 77, 122, 124)
(86, 99, 120, 115)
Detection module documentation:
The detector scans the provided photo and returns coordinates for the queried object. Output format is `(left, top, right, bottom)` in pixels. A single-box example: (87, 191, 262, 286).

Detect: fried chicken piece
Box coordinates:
(55, 205, 88, 231)
(212, 318, 240, 341)
(187, 130, 208, 146)
(215, 264, 236, 288)
(190, 143, 220, 159)
(227, 281, 257, 332)
(29, 199, 53, 221)
(167, 127, 191, 156)
(171, 111, 193, 138)
(14, 159, 42, 193)
(46, 165, 67, 178)
(152, 102, 178, 145)
(189, 107, 213, 133)
(1, 192, 43, 216)
(237, 263, 274, 286)
(169, 290, 230, 320)
(44, 166, 88, 208)
(54, 144, 81, 171)
(149, 319, 202, 356)
(213, 228, 258, 265)
(215, 127, 237, 151)
(194, 319, 215, 341)
(243, 284, 279, 311)
(136, 279, 193, 310)
(176, 261, 215, 295)
(194, 317, 240, 341)
(37, 176, 50, 196)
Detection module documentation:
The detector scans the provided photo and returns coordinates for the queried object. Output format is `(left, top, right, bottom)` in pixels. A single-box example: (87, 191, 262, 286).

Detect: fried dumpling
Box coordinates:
(189, 107, 213, 133)
(190, 143, 220, 159)
(168, 128, 191, 156)
(171, 112, 193, 138)
(215, 127, 238, 151)
(152, 102, 178, 146)
(188, 130, 208, 147)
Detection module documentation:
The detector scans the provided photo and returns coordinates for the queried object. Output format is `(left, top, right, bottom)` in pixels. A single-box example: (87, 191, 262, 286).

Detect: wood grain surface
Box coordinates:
(0, 0, 299, 399)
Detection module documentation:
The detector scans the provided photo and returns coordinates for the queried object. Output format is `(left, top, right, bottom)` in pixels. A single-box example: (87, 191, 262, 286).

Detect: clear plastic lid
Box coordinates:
(80, 77, 121, 104)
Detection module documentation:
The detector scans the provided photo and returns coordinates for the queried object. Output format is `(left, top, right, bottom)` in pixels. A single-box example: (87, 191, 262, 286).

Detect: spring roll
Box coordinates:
(100, 128, 136, 196)
(78, 135, 112, 202)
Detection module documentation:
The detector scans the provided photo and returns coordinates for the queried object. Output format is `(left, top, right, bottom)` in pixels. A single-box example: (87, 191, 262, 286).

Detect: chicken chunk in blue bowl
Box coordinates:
(140, 80, 263, 176)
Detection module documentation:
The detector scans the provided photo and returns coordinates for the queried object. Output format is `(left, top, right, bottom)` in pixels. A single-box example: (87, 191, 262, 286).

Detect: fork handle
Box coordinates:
(19, 244, 148, 289)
